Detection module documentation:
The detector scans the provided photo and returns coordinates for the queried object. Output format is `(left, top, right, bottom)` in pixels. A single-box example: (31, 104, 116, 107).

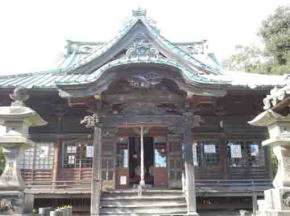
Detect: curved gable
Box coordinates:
(64, 11, 222, 77)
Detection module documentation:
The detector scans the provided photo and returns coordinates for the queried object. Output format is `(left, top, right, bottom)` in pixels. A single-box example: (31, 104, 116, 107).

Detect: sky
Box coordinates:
(0, 0, 289, 75)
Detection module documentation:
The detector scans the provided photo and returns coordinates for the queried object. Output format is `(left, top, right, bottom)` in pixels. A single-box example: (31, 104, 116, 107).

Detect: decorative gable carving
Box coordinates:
(126, 37, 159, 60)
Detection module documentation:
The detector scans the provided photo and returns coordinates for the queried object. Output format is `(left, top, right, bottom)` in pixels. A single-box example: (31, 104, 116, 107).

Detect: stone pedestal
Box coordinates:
(0, 89, 46, 215)
(249, 110, 290, 216)
(0, 191, 34, 215)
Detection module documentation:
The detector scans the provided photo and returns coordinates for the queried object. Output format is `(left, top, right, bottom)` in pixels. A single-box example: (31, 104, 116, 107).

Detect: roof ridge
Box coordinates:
(64, 18, 139, 73)
(0, 68, 63, 80)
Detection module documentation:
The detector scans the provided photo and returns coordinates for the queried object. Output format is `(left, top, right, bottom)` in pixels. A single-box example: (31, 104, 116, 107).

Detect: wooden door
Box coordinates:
(153, 136, 168, 187)
(168, 135, 182, 188)
(101, 136, 116, 190)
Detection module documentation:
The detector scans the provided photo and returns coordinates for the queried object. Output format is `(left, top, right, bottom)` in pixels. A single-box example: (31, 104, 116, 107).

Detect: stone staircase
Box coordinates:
(100, 189, 187, 215)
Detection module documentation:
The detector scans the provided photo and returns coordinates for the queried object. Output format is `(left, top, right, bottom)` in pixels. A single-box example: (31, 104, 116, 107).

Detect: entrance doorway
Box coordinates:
(115, 126, 169, 189)
(129, 137, 154, 186)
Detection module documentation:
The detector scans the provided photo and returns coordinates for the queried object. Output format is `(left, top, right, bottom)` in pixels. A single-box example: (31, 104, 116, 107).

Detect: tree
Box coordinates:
(222, 45, 267, 72)
(223, 5, 290, 75)
(259, 6, 290, 65)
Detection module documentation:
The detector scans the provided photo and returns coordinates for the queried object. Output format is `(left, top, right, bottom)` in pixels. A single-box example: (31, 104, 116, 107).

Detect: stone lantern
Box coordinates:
(249, 86, 290, 216)
(0, 88, 47, 215)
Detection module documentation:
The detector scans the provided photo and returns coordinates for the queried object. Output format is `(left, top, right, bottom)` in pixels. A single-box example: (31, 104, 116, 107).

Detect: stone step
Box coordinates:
(102, 196, 185, 206)
(101, 195, 185, 200)
(100, 213, 188, 216)
(100, 206, 187, 215)
(102, 189, 183, 197)
(100, 189, 187, 215)
(100, 213, 187, 216)
(102, 202, 187, 208)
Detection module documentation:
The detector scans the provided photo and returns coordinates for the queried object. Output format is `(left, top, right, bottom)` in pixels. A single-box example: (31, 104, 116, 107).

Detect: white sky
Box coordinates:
(0, 0, 289, 75)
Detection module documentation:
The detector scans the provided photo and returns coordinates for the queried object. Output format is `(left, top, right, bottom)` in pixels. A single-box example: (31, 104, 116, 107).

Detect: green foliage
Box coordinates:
(0, 146, 5, 174)
(259, 6, 290, 65)
(223, 5, 290, 75)
(271, 150, 278, 176)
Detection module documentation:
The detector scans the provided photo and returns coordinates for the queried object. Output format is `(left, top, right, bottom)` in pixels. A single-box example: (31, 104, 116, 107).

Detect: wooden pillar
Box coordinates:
(52, 141, 61, 183)
(183, 126, 198, 216)
(139, 126, 145, 187)
(220, 137, 228, 180)
(53, 106, 65, 183)
(91, 126, 102, 215)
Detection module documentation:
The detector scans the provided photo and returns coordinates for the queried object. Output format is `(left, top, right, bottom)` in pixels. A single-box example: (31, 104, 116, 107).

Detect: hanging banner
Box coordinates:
(230, 144, 242, 158)
(250, 144, 259, 156)
(204, 144, 216, 154)
(86, 146, 94, 158)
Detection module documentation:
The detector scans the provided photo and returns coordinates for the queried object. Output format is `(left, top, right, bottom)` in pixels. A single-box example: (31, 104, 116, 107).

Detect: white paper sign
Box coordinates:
(68, 155, 75, 164)
(67, 145, 77, 154)
(0, 125, 6, 136)
(250, 144, 259, 156)
(86, 146, 94, 158)
(120, 176, 127, 185)
(123, 149, 128, 168)
(193, 143, 198, 166)
(39, 145, 49, 158)
(204, 144, 216, 154)
(230, 144, 242, 158)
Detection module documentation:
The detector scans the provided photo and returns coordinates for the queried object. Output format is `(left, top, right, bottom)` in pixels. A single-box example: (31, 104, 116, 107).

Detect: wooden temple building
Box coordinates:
(0, 8, 287, 215)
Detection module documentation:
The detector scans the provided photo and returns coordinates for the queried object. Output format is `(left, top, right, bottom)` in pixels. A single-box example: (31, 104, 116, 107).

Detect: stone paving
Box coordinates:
(199, 210, 252, 216)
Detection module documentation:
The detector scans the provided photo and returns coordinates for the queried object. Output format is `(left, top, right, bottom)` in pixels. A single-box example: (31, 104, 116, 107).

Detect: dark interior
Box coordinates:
(129, 136, 154, 186)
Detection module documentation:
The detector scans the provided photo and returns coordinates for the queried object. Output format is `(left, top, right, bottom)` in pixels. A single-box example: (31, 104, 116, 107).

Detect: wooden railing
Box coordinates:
(196, 179, 272, 188)
(26, 180, 91, 191)
(25, 179, 272, 192)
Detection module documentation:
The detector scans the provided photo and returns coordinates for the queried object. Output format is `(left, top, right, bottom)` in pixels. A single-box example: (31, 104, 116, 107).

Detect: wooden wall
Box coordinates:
(19, 91, 272, 183)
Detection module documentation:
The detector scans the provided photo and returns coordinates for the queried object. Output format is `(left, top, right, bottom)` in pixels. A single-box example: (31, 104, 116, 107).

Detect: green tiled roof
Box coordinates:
(0, 9, 284, 90)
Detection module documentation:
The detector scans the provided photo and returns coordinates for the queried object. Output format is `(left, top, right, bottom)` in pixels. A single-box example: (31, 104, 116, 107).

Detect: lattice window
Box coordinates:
(62, 140, 93, 168)
(102, 158, 114, 181)
(227, 140, 264, 167)
(195, 140, 220, 167)
(169, 159, 182, 180)
(19, 142, 54, 169)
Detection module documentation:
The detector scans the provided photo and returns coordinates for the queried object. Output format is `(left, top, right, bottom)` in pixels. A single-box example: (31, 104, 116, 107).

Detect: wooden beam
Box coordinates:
(118, 122, 166, 128)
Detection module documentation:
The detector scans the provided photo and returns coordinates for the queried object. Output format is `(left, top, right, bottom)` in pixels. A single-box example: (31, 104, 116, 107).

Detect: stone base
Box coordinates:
(256, 187, 290, 216)
(262, 209, 290, 216)
(187, 212, 199, 216)
(264, 188, 290, 211)
(0, 190, 34, 215)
